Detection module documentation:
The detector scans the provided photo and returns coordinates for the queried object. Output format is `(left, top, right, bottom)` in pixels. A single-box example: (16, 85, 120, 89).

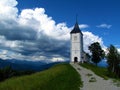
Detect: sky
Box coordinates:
(0, 0, 120, 62)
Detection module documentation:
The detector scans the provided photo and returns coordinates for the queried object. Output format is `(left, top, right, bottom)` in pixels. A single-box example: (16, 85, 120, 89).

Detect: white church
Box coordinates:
(70, 21, 89, 63)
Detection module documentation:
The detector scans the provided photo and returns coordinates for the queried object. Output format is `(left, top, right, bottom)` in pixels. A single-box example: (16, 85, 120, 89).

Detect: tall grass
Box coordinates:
(80, 63, 108, 80)
(0, 63, 82, 90)
(80, 63, 120, 84)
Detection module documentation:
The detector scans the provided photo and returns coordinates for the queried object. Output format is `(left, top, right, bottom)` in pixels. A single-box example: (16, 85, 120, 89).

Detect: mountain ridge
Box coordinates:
(0, 58, 62, 71)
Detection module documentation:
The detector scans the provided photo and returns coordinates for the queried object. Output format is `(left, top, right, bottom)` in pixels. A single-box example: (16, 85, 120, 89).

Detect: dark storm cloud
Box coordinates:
(0, 26, 37, 41)
(15, 34, 70, 58)
(0, 24, 70, 60)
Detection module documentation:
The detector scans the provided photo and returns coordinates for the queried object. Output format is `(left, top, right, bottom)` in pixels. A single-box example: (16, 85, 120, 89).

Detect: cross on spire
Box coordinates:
(70, 15, 83, 34)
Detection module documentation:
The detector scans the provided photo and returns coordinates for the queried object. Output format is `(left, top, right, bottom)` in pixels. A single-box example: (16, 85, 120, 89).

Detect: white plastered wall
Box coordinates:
(70, 33, 83, 62)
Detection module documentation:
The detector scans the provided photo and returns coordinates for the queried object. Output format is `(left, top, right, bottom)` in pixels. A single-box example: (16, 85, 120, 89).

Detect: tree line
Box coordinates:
(89, 42, 120, 78)
(0, 66, 35, 82)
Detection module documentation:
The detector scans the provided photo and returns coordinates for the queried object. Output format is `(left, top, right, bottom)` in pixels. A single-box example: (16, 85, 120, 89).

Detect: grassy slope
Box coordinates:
(0, 63, 82, 90)
(80, 63, 108, 80)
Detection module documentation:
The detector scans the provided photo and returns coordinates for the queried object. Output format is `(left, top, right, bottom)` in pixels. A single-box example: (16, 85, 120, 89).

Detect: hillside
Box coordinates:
(0, 63, 82, 90)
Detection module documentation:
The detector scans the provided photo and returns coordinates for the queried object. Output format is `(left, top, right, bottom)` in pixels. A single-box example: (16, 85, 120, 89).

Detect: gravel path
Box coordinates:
(71, 63, 120, 90)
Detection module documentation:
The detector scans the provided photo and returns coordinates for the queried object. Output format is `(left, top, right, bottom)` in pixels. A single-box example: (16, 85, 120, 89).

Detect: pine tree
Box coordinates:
(107, 45, 120, 77)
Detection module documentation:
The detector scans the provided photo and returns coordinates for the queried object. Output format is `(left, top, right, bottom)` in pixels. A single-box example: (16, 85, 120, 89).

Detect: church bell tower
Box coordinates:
(70, 21, 83, 63)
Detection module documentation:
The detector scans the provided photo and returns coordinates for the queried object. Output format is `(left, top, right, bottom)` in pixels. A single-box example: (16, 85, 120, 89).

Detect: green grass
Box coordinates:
(112, 79, 120, 87)
(0, 63, 82, 90)
(80, 63, 108, 80)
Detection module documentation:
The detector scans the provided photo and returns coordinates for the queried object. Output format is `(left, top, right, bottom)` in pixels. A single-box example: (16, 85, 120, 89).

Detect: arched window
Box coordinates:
(74, 57, 78, 62)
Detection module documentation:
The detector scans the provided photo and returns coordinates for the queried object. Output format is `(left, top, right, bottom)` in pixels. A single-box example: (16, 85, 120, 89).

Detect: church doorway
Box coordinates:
(74, 57, 78, 63)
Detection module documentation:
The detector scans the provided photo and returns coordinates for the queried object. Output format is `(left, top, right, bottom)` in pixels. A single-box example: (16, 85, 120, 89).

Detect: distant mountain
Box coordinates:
(89, 59, 108, 67)
(98, 60, 108, 67)
(0, 58, 62, 71)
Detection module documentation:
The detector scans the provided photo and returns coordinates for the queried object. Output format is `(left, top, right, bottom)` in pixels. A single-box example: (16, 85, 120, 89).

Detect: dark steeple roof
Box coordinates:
(70, 21, 82, 34)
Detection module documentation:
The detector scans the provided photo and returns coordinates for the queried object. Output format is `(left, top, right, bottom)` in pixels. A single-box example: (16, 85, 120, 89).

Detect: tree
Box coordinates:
(106, 45, 120, 77)
(89, 42, 105, 66)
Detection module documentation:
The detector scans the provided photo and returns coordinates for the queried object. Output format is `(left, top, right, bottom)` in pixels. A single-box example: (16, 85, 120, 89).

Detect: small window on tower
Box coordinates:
(74, 36, 77, 40)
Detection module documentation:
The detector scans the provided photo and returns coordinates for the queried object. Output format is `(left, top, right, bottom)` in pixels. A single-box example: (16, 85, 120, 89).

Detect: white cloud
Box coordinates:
(51, 57, 65, 62)
(82, 31, 106, 53)
(96, 24, 112, 29)
(79, 24, 89, 29)
(0, 36, 22, 49)
(0, 50, 9, 60)
(0, 0, 18, 20)
(118, 48, 120, 53)
(18, 8, 70, 40)
(0, 0, 106, 62)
